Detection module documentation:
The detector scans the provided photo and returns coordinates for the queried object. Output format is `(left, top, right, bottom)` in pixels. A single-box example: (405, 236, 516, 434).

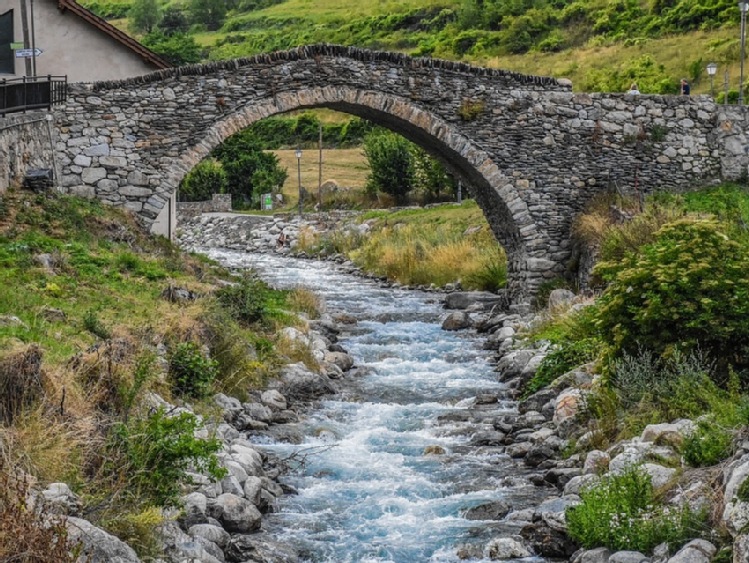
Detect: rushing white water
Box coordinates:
(204, 250, 546, 563)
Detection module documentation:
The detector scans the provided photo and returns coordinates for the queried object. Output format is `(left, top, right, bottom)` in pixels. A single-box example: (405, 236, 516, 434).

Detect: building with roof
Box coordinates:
(0, 0, 169, 82)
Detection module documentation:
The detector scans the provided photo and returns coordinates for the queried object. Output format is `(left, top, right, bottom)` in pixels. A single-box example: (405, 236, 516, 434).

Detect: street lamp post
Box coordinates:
(707, 62, 718, 97)
(295, 148, 303, 216)
(740, 0, 749, 104)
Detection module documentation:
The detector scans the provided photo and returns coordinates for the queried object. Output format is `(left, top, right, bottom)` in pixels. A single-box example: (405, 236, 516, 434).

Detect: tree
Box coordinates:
(212, 130, 288, 208)
(179, 158, 227, 201)
(129, 0, 161, 34)
(158, 7, 190, 35)
(363, 130, 415, 205)
(411, 147, 455, 203)
(143, 31, 203, 66)
(189, 0, 227, 31)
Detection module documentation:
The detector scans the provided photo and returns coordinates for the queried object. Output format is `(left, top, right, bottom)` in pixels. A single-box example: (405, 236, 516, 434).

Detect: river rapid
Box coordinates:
(204, 249, 549, 563)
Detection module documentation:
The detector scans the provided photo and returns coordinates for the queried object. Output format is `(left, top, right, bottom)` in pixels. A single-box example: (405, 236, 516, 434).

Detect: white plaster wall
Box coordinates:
(1, 0, 157, 82)
(151, 191, 177, 239)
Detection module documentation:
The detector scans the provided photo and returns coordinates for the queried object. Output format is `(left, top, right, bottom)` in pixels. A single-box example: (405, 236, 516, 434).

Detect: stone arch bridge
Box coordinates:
(53, 44, 749, 301)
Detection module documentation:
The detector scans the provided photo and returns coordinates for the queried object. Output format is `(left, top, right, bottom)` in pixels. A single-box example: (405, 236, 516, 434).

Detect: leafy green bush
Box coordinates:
(215, 272, 278, 325)
(179, 158, 227, 202)
(364, 130, 415, 205)
(566, 467, 706, 552)
(106, 408, 226, 507)
(593, 219, 749, 373)
(169, 342, 219, 399)
(682, 419, 734, 467)
(523, 338, 600, 397)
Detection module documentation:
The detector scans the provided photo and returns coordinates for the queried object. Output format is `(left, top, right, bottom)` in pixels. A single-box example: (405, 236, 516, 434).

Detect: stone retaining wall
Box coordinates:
(177, 193, 232, 217)
(0, 111, 58, 194)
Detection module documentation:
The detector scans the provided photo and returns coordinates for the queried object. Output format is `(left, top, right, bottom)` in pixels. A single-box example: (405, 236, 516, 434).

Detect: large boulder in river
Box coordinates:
(442, 311, 472, 331)
(272, 362, 336, 402)
(444, 291, 503, 311)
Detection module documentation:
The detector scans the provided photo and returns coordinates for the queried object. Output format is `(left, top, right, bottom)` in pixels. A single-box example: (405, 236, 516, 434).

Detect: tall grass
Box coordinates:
(351, 222, 506, 288)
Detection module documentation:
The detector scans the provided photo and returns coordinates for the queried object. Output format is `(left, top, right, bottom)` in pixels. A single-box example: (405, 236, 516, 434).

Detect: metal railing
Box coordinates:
(0, 75, 67, 116)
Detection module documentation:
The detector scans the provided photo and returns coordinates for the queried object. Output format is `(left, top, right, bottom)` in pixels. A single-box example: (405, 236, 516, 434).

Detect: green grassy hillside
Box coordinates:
(84, 0, 748, 95)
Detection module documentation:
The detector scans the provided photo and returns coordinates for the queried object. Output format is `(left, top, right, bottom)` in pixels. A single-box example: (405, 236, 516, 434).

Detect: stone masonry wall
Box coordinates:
(0, 112, 58, 193)
(47, 45, 749, 299)
(176, 193, 232, 217)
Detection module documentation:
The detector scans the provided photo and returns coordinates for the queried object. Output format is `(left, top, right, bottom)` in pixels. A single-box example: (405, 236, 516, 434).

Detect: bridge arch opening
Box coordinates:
(165, 86, 541, 301)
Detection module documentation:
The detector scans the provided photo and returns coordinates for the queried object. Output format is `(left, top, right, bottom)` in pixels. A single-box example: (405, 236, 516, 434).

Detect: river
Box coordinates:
(204, 249, 548, 563)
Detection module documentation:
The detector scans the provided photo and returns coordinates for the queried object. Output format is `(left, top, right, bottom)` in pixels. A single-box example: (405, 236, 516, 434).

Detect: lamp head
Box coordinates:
(295, 149, 302, 159)
(740, 0, 749, 13)
(707, 62, 718, 76)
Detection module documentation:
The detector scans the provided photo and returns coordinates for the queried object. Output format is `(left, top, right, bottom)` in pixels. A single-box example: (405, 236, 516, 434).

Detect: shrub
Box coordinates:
(363, 129, 415, 205)
(0, 468, 79, 562)
(179, 158, 227, 202)
(593, 219, 749, 373)
(105, 408, 226, 507)
(0, 344, 43, 425)
(681, 419, 734, 467)
(215, 272, 275, 325)
(523, 338, 600, 397)
(169, 342, 219, 399)
(102, 506, 165, 559)
(566, 467, 706, 552)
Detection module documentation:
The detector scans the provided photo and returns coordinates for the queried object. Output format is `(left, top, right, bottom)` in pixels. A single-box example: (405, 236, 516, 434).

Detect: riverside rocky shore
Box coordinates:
(35, 210, 749, 562)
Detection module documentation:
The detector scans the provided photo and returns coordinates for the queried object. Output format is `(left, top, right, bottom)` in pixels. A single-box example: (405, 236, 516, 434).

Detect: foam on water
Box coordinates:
(204, 249, 545, 563)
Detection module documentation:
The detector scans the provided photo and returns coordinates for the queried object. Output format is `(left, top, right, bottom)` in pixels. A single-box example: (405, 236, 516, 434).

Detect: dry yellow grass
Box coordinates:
(272, 148, 369, 200)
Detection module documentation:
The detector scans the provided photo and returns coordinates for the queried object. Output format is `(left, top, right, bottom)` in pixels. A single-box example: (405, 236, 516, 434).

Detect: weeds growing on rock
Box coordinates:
(566, 466, 707, 553)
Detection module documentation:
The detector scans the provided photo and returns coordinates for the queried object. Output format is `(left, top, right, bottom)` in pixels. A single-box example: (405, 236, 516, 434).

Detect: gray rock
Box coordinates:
(273, 362, 336, 402)
(563, 474, 600, 496)
(210, 493, 262, 534)
(573, 547, 612, 563)
(641, 463, 676, 489)
(42, 482, 81, 515)
(547, 289, 576, 311)
(444, 291, 503, 310)
(640, 420, 695, 447)
(464, 500, 512, 520)
(665, 539, 716, 563)
(180, 491, 209, 527)
(584, 450, 610, 474)
(535, 496, 580, 531)
(243, 402, 273, 423)
(324, 350, 355, 371)
(260, 389, 288, 411)
(225, 533, 299, 562)
(609, 551, 650, 563)
(733, 534, 749, 563)
(188, 523, 230, 549)
(67, 517, 141, 563)
(442, 311, 472, 331)
(485, 536, 534, 559)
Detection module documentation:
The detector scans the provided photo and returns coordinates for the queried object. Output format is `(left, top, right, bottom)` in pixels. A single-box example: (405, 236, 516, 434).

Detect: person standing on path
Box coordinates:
(681, 79, 691, 95)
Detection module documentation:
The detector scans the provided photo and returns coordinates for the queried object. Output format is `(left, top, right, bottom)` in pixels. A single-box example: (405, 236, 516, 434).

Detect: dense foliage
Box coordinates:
(178, 158, 227, 202)
(566, 467, 706, 552)
(364, 130, 416, 204)
(248, 113, 375, 149)
(106, 408, 226, 507)
(81, 0, 747, 93)
(180, 131, 287, 208)
(593, 219, 749, 372)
